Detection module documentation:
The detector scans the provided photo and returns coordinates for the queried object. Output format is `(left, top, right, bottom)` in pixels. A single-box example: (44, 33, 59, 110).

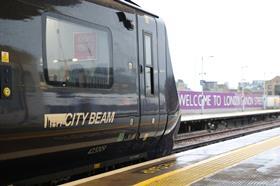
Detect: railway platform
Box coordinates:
(63, 127, 280, 186)
(181, 109, 280, 121)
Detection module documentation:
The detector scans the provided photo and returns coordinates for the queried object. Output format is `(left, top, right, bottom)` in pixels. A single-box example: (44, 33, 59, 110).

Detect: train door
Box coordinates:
(137, 15, 160, 140)
(42, 3, 140, 162)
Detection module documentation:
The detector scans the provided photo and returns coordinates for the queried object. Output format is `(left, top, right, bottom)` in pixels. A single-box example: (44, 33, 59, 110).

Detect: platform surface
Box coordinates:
(63, 127, 280, 186)
(193, 146, 280, 186)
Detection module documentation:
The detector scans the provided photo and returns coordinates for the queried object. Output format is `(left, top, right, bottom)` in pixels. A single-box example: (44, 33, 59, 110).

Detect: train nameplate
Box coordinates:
(44, 112, 115, 128)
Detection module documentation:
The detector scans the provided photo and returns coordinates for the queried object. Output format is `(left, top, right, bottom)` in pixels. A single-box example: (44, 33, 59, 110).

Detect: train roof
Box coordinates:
(2, 0, 159, 20)
(114, 0, 159, 18)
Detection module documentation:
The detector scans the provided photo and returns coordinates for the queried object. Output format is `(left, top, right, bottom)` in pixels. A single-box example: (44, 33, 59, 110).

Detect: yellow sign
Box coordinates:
(3, 87, 11, 97)
(1, 51, 9, 63)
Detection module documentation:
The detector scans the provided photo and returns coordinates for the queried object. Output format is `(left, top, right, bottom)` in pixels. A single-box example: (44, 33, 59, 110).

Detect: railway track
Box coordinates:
(173, 119, 280, 153)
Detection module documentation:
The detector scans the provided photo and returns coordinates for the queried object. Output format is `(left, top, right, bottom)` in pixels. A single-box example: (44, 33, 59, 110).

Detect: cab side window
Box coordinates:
(143, 32, 154, 96)
(45, 16, 113, 88)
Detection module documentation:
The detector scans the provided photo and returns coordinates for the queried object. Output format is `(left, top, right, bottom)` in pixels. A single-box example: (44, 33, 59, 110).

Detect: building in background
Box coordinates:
(238, 80, 264, 93)
(251, 80, 265, 92)
(203, 81, 217, 91)
(265, 76, 280, 95)
(177, 77, 280, 94)
(176, 79, 190, 91)
(216, 82, 230, 92)
(202, 81, 229, 92)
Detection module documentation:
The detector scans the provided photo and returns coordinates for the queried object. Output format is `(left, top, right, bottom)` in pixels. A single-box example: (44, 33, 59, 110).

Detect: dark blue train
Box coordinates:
(0, 0, 180, 184)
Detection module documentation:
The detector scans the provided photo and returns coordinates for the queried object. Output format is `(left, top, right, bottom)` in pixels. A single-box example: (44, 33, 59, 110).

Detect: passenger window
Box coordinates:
(45, 16, 112, 88)
(144, 33, 154, 96)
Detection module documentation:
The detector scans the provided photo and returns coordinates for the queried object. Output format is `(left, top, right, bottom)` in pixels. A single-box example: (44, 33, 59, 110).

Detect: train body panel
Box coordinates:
(0, 0, 180, 184)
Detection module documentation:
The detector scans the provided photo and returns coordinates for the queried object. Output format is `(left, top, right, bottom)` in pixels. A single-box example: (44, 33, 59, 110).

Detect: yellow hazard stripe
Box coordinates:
(134, 135, 280, 186)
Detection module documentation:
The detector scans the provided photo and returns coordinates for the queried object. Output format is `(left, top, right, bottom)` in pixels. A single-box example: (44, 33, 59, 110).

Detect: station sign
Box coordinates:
(178, 91, 263, 110)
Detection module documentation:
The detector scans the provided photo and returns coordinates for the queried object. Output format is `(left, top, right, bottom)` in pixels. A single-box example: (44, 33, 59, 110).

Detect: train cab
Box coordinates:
(0, 0, 180, 184)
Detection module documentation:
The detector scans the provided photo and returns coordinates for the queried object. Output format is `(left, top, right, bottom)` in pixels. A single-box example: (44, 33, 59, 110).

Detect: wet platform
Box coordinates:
(63, 127, 280, 186)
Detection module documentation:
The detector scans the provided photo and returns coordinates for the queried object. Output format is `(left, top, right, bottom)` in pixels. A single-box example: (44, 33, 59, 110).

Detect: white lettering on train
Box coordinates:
(44, 112, 116, 128)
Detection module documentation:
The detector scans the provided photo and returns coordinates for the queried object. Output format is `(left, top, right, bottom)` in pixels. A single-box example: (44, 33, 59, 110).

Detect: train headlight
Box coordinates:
(3, 87, 11, 97)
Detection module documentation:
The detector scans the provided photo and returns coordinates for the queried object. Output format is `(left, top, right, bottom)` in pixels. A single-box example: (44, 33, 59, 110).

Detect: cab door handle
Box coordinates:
(139, 64, 143, 73)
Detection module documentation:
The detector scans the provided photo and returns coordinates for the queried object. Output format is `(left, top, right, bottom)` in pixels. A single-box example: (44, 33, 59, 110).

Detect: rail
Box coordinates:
(173, 118, 280, 153)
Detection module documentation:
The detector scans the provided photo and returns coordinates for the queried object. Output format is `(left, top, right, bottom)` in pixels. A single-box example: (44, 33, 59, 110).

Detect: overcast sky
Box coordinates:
(137, 0, 280, 90)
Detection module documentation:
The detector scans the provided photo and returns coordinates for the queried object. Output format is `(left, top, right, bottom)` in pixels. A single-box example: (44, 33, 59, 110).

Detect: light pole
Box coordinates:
(241, 66, 248, 112)
(263, 73, 266, 110)
(200, 56, 214, 114)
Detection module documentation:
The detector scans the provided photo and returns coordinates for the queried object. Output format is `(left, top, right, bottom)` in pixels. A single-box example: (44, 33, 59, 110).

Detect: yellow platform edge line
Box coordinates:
(134, 135, 280, 186)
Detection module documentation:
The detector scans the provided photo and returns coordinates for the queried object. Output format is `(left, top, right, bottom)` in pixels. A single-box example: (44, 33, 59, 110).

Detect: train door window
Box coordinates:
(44, 16, 113, 88)
(144, 32, 154, 96)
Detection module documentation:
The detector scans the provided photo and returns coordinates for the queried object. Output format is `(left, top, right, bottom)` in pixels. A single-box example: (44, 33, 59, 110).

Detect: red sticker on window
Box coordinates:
(74, 32, 97, 60)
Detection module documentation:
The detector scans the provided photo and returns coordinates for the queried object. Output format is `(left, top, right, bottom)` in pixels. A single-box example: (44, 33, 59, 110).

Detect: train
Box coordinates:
(0, 0, 180, 184)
